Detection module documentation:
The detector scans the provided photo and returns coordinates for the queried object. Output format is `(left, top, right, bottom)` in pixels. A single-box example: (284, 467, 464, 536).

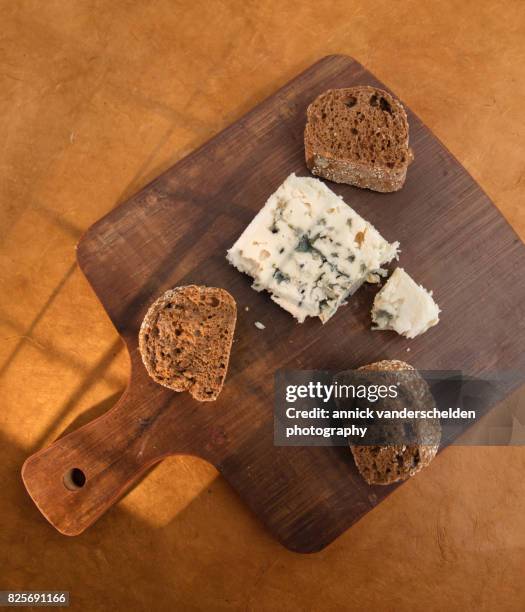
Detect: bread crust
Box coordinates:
(138, 285, 236, 401)
(350, 360, 440, 485)
(304, 86, 412, 192)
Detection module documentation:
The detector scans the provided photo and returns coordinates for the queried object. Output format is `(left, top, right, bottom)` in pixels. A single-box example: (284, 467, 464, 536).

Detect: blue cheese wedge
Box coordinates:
(227, 173, 399, 323)
(372, 267, 440, 338)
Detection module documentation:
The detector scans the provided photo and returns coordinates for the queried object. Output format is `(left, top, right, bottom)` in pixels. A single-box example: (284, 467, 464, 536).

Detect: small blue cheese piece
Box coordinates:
(226, 173, 399, 323)
(372, 267, 440, 338)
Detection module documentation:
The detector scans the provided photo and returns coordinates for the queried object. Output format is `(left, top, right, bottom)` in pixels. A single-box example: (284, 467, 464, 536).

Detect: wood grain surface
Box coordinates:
(21, 55, 525, 553)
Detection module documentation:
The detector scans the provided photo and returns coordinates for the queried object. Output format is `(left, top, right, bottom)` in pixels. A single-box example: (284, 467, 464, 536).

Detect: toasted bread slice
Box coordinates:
(139, 285, 236, 401)
(349, 360, 440, 485)
(305, 86, 412, 192)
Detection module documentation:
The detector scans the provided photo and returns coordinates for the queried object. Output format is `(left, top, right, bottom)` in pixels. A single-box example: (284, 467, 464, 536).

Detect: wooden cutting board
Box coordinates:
(22, 55, 525, 553)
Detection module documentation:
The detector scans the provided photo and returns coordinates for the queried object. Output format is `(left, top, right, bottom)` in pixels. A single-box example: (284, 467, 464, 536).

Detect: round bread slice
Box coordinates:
(139, 285, 236, 401)
(304, 86, 412, 192)
(350, 359, 441, 485)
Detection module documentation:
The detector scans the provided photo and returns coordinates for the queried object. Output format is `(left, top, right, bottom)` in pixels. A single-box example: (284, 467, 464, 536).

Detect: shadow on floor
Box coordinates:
(3, 420, 280, 612)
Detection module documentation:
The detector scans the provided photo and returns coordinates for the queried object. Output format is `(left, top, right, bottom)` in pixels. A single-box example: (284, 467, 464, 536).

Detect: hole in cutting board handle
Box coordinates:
(63, 468, 86, 491)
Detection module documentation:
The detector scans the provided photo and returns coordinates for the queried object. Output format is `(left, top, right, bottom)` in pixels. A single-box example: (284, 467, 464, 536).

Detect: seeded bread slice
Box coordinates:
(304, 86, 412, 192)
(139, 285, 236, 401)
(350, 360, 440, 485)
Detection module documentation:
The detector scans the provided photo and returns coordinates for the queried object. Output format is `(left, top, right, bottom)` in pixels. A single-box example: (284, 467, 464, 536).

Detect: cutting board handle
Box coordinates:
(21, 385, 170, 536)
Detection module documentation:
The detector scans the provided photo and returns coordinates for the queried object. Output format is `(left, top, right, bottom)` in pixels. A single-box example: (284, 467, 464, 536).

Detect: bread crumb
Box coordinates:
(406, 347, 411, 352)
(254, 321, 265, 330)
(245, 306, 250, 311)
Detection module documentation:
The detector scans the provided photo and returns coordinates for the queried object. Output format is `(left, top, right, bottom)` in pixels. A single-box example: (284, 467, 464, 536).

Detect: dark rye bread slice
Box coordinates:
(349, 360, 441, 485)
(304, 86, 412, 192)
(139, 285, 236, 401)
